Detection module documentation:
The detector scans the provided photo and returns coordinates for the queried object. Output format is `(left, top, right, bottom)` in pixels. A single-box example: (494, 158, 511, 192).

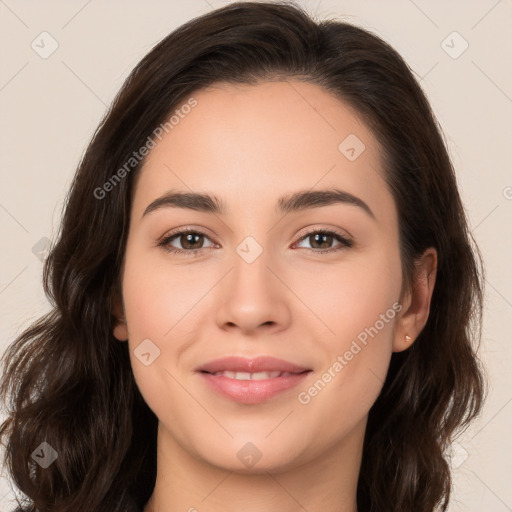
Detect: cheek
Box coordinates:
(308, 246, 402, 341)
(121, 256, 191, 426)
(296, 302, 398, 449)
(121, 243, 204, 341)
(300, 249, 402, 408)
(120, 245, 212, 409)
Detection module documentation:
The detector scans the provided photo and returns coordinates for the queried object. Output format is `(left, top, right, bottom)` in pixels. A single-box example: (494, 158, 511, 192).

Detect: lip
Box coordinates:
(196, 356, 312, 404)
(196, 356, 310, 374)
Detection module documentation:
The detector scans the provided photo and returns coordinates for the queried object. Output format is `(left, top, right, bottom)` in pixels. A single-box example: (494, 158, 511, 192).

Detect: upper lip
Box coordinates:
(196, 356, 311, 374)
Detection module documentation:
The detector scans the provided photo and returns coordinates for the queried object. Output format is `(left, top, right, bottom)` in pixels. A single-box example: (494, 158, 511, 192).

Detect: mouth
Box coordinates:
(196, 356, 312, 404)
(200, 370, 307, 380)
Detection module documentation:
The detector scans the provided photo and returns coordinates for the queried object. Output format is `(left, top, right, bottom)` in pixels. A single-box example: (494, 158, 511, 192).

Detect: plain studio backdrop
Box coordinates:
(0, 1, 511, 511)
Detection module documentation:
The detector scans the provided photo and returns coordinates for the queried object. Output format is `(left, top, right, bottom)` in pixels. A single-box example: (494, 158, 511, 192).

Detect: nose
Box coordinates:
(214, 246, 292, 336)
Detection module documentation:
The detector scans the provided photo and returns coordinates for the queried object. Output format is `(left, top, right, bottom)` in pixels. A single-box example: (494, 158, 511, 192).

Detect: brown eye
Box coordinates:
(158, 229, 215, 255)
(295, 229, 353, 254)
(308, 232, 334, 249)
(176, 232, 205, 250)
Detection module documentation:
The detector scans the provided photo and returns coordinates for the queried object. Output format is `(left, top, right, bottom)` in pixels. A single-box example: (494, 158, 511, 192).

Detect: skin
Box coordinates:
(113, 80, 437, 512)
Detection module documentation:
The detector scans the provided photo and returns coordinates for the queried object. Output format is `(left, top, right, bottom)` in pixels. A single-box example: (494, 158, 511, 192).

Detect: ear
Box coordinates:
(393, 247, 437, 352)
(112, 297, 129, 342)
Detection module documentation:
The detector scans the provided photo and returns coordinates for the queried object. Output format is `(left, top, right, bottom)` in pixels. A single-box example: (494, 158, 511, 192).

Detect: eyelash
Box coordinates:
(157, 227, 353, 256)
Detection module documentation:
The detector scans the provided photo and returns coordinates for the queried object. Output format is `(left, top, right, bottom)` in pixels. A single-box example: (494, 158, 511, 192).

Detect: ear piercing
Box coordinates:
(405, 335, 412, 342)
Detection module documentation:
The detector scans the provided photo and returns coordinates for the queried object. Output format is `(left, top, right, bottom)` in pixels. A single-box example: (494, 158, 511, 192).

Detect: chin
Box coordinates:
(191, 436, 307, 474)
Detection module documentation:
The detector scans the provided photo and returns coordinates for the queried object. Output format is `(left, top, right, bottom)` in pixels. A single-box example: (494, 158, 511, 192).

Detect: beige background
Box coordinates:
(0, 0, 511, 510)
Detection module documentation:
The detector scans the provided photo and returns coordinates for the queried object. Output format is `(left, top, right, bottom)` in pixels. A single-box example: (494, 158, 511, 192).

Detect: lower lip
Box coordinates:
(198, 371, 311, 404)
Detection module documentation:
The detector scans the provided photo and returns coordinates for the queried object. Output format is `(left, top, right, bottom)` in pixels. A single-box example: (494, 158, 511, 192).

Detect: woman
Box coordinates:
(0, 2, 485, 511)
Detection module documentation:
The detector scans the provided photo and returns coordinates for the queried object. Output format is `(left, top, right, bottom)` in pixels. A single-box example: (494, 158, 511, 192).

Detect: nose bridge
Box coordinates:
(214, 232, 291, 333)
(231, 233, 277, 306)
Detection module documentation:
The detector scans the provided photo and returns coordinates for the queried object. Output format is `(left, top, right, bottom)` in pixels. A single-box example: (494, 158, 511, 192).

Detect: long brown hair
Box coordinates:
(0, 2, 485, 511)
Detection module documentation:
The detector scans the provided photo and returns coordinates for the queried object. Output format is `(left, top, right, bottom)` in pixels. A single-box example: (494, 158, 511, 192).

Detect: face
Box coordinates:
(114, 80, 407, 473)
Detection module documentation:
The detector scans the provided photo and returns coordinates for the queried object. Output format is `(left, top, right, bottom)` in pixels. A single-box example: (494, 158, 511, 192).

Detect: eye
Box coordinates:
(293, 228, 353, 254)
(157, 227, 353, 256)
(158, 228, 215, 255)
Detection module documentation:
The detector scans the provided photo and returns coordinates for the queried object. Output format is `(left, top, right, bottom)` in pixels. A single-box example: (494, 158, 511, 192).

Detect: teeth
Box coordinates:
(212, 370, 286, 380)
(251, 371, 282, 380)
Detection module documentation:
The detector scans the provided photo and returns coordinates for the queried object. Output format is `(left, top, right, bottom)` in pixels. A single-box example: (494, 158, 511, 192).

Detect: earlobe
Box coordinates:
(393, 247, 438, 352)
(393, 333, 414, 352)
(113, 321, 129, 342)
(112, 298, 129, 342)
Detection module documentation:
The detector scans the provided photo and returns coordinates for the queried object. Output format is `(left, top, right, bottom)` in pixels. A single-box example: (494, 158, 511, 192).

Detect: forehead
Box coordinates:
(131, 80, 395, 227)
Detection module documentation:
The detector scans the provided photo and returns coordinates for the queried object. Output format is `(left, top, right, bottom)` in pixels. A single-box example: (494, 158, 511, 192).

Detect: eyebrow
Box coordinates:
(142, 188, 376, 220)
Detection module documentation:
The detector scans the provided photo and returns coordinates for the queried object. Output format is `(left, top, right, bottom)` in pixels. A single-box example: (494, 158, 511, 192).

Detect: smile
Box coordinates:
(206, 370, 299, 380)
